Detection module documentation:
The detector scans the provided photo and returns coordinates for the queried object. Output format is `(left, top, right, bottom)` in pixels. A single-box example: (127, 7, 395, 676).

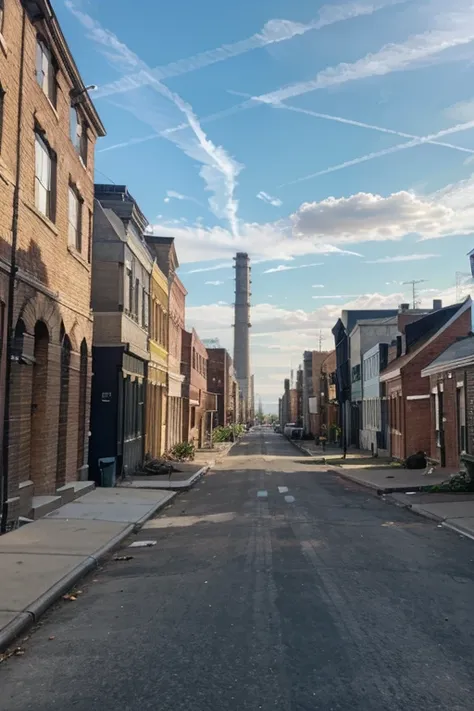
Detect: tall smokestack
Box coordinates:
(233, 253, 251, 416)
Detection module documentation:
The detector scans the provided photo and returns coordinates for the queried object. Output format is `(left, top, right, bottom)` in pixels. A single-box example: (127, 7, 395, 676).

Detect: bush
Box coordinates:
(425, 471, 474, 493)
(212, 424, 245, 442)
(166, 441, 196, 461)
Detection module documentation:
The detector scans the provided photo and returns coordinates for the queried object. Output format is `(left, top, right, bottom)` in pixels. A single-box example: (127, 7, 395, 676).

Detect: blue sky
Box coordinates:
(56, 0, 474, 407)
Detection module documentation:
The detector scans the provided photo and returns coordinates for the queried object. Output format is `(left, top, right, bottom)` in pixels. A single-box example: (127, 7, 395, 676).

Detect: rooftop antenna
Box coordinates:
(402, 279, 426, 309)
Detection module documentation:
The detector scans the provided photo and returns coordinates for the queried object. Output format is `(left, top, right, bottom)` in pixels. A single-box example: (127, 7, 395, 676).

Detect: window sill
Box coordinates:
(67, 244, 90, 270)
(23, 200, 59, 235)
(0, 32, 7, 58)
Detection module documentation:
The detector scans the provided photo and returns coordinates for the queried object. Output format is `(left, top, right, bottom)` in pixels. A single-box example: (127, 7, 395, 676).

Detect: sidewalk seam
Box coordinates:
(0, 493, 175, 653)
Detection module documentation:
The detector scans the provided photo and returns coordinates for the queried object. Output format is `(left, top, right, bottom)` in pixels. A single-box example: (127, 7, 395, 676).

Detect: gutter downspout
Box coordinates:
(166, 268, 175, 451)
(1, 7, 27, 533)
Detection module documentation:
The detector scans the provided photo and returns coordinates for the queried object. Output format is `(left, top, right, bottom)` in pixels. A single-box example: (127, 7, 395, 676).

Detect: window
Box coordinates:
(142, 288, 149, 328)
(36, 38, 56, 104)
(35, 131, 55, 219)
(87, 209, 93, 262)
(68, 186, 82, 251)
(134, 278, 140, 318)
(70, 106, 88, 165)
(0, 85, 4, 153)
(127, 268, 133, 312)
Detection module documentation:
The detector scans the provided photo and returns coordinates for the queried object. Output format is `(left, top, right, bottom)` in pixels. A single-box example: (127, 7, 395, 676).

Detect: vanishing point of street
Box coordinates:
(1, 430, 474, 711)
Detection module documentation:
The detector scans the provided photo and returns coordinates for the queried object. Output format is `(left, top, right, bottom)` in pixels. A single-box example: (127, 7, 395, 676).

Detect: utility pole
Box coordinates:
(318, 330, 322, 352)
(402, 279, 426, 309)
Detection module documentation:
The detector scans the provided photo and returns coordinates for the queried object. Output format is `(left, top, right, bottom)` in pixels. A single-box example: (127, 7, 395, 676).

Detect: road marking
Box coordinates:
(284, 495, 295, 503)
(278, 486, 288, 494)
(257, 490, 268, 498)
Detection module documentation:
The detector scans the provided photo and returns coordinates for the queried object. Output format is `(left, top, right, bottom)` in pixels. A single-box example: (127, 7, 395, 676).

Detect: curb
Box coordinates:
(328, 465, 435, 495)
(0, 493, 176, 653)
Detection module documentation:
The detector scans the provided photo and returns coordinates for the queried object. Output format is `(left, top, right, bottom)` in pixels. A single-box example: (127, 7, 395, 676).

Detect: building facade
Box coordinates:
(89, 185, 152, 483)
(181, 329, 217, 447)
(146, 262, 168, 458)
(360, 343, 389, 455)
(381, 300, 471, 462)
(421, 334, 474, 470)
(206, 348, 238, 427)
(0, 0, 105, 526)
(144, 236, 185, 451)
(332, 309, 398, 450)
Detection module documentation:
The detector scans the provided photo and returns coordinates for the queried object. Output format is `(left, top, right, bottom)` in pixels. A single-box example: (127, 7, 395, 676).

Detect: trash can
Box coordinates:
(98, 457, 116, 487)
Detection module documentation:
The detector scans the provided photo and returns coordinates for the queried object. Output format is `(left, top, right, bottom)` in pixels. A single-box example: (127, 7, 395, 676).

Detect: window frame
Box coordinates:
(34, 130, 55, 220)
(36, 37, 57, 106)
(68, 184, 82, 252)
(70, 104, 88, 166)
(0, 84, 4, 153)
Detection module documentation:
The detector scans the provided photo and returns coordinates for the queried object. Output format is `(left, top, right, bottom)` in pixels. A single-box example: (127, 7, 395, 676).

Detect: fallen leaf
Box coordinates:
(62, 594, 77, 601)
(48, 636, 55, 641)
(113, 555, 133, 562)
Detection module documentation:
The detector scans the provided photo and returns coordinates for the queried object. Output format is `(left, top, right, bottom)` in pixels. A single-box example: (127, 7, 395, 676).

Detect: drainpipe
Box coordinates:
(1, 7, 27, 533)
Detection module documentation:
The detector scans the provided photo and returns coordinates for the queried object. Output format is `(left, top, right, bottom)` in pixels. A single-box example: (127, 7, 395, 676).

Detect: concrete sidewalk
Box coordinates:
(0, 487, 176, 652)
(328, 466, 448, 493)
(387, 491, 474, 539)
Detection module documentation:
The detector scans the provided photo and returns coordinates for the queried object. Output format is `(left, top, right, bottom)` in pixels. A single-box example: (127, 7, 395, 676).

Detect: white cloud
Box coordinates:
(366, 253, 440, 263)
(66, 2, 241, 236)
(93, 0, 402, 100)
(256, 8, 474, 106)
(312, 294, 360, 299)
(444, 98, 474, 122)
(186, 262, 233, 274)
(312, 284, 325, 288)
(263, 262, 323, 274)
(164, 190, 203, 207)
(292, 191, 452, 244)
(257, 191, 283, 207)
(150, 221, 361, 264)
(205, 280, 224, 286)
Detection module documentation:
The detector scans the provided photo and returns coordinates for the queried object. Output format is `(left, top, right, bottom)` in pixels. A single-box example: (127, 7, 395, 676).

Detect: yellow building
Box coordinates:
(146, 262, 169, 457)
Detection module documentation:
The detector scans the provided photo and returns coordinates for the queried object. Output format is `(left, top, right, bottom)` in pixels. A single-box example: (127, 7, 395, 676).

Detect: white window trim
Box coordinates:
(35, 132, 52, 218)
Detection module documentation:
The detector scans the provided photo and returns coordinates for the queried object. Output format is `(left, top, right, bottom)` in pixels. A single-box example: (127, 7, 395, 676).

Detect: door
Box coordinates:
(438, 389, 446, 467)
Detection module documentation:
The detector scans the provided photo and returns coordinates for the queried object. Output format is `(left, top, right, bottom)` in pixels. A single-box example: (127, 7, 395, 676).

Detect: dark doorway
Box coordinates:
(30, 321, 49, 489)
(56, 334, 71, 487)
(77, 339, 88, 470)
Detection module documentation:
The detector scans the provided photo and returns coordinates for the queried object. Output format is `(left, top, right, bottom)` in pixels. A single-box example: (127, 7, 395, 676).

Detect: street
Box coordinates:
(1, 430, 474, 710)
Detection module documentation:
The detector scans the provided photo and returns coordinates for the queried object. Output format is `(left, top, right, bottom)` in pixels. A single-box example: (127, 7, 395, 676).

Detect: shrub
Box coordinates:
(212, 423, 245, 442)
(166, 441, 196, 461)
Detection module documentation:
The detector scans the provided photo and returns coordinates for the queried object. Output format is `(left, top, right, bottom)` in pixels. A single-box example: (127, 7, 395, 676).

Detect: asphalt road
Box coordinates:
(1, 430, 474, 710)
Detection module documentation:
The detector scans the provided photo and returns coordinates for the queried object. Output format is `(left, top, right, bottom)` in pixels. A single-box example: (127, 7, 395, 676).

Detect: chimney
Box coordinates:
(396, 335, 402, 358)
(433, 299, 442, 311)
(400, 303, 410, 312)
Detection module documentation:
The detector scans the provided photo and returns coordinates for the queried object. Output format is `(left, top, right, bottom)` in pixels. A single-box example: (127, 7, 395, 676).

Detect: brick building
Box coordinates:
(421, 333, 474, 470)
(0, 0, 105, 525)
(303, 350, 336, 437)
(206, 348, 238, 427)
(181, 329, 217, 447)
(143, 236, 186, 450)
(381, 299, 472, 462)
(146, 261, 168, 458)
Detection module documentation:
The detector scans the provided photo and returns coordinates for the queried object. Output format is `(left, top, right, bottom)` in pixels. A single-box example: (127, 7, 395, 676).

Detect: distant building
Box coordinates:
(181, 330, 217, 447)
(207, 348, 238, 427)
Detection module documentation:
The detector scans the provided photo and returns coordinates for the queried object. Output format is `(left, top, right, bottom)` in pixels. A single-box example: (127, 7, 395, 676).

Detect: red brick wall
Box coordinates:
(0, 0, 103, 521)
